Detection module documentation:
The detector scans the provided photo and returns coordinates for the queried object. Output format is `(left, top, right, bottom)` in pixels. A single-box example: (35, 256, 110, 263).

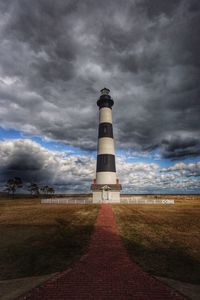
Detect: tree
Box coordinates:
(40, 185, 55, 197)
(5, 177, 23, 196)
(27, 183, 40, 196)
(40, 185, 49, 195)
(47, 186, 55, 196)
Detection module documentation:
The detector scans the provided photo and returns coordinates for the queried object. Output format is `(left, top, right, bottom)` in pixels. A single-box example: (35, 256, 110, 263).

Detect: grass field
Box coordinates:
(0, 199, 99, 280)
(1, 196, 200, 285)
(113, 197, 200, 284)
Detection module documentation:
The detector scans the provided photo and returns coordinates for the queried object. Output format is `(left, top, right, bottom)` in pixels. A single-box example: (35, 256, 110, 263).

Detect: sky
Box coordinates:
(0, 0, 200, 194)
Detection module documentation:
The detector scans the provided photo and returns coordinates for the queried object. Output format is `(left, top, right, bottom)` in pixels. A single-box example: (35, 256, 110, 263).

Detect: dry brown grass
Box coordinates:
(113, 196, 200, 284)
(0, 198, 99, 280)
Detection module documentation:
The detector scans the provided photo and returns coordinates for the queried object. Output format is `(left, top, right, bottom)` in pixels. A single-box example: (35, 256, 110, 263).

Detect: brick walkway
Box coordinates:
(17, 204, 187, 299)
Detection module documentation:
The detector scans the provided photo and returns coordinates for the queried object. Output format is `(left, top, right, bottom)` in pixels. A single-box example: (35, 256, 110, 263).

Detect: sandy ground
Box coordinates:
(156, 276, 200, 300)
(0, 274, 56, 300)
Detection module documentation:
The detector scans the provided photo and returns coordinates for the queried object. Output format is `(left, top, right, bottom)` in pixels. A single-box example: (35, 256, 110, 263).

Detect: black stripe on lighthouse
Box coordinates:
(96, 154, 116, 172)
(98, 122, 113, 138)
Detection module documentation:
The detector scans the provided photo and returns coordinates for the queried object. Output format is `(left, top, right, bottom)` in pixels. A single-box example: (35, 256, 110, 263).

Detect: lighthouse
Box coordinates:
(91, 88, 122, 203)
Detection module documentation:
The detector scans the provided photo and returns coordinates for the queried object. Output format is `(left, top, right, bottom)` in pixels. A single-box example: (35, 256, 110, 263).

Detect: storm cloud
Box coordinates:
(0, 0, 200, 157)
(0, 139, 199, 193)
(0, 139, 95, 191)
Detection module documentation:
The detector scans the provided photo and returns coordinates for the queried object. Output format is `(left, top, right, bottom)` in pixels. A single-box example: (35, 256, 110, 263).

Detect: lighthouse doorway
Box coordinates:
(101, 185, 111, 202)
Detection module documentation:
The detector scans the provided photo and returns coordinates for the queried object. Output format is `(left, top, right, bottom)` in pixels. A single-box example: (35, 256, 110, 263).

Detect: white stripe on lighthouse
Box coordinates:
(99, 107, 112, 124)
(98, 137, 115, 155)
(96, 172, 116, 184)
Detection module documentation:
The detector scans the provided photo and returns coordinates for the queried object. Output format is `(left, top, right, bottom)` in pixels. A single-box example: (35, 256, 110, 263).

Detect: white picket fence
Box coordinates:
(120, 198, 174, 204)
(41, 198, 93, 204)
(41, 197, 174, 204)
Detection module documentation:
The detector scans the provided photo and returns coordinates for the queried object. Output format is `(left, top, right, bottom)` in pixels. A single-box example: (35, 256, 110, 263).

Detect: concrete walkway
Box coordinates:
(16, 204, 187, 299)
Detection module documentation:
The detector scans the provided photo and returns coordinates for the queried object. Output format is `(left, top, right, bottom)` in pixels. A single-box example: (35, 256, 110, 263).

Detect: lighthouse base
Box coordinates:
(91, 184, 122, 203)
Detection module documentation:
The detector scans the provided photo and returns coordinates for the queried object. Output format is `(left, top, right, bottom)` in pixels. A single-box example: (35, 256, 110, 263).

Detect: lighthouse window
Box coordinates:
(103, 126, 107, 133)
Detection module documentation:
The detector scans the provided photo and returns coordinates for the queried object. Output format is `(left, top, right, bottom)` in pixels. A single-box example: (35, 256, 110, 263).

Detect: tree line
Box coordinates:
(4, 177, 55, 196)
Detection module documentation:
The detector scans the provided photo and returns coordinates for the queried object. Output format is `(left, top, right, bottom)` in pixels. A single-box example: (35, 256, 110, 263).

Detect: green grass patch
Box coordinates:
(113, 200, 200, 284)
(0, 199, 99, 279)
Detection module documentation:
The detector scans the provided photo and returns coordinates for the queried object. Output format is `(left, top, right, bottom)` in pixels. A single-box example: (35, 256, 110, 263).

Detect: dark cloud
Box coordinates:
(0, 0, 199, 158)
(0, 139, 95, 191)
(161, 135, 200, 159)
(1, 139, 199, 193)
(137, 0, 182, 18)
(0, 139, 52, 183)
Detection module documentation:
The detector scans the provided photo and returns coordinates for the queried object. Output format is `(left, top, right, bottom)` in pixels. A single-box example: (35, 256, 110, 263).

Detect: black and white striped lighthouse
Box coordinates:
(91, 88, 121, 203)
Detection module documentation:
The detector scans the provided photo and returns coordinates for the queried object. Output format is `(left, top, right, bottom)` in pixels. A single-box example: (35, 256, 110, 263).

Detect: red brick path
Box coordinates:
(17, 204, 187, 299)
